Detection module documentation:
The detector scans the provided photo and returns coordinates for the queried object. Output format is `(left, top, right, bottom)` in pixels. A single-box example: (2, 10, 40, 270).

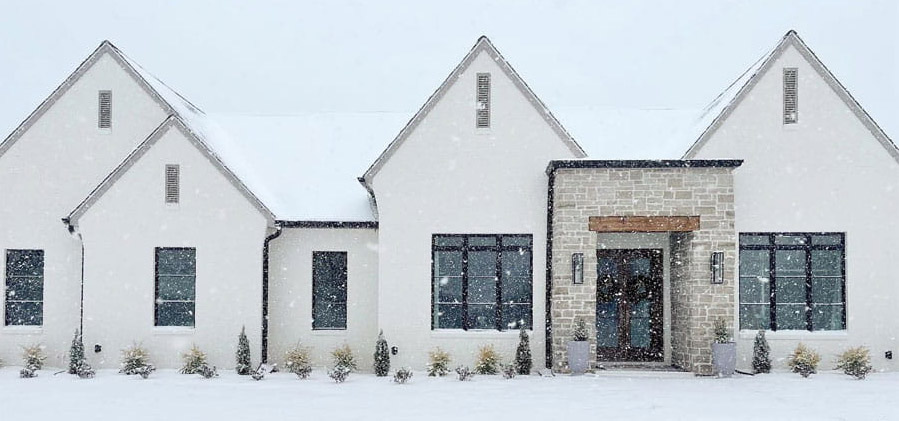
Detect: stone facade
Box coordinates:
(549, 164, 737, 374)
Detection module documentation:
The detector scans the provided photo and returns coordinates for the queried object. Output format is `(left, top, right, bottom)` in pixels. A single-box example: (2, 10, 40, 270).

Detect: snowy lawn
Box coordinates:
(0, 367, 896, 420)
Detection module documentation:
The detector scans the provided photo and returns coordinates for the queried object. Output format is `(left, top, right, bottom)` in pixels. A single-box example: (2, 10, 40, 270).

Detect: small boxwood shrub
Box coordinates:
(329, 365, 350, 383)
(393, 367, 413, 384)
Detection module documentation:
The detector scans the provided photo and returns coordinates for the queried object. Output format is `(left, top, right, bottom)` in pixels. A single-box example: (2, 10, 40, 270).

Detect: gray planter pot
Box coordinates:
(712, 342, 737, 377)
(567, 341, 590, 374)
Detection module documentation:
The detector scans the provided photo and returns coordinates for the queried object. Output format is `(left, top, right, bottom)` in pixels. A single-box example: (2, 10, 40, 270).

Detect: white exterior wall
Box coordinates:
(371, 50, 580, 370)
(0, 53, 168, 366)
(76, 125, 268, 369)
(267, 227, 379, 371)
(691, 45, 899, 371)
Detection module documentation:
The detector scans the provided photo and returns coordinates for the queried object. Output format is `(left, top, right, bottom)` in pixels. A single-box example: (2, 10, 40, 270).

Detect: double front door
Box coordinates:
(596, 249, 663, 362)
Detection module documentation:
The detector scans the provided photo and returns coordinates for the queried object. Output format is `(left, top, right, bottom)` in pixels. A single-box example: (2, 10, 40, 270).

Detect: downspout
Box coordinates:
(62, 217, 84, 334)
(261, 224, 283, 364)
(545, 167, 556, 370)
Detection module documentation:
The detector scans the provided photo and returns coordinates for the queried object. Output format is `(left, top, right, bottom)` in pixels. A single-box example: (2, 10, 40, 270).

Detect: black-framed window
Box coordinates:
(312, 251, 347, 330)
(5, 249, 44, 326)
(739, 233, 845, 331)
(155, 247, 196, 327)
(432, 234, 532, 330)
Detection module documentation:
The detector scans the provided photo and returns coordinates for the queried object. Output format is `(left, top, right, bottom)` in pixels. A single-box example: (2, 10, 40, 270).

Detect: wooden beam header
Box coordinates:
(588, 216, 700, 232)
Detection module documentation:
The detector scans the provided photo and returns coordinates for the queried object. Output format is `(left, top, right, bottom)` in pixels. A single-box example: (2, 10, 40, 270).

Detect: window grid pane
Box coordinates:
(312, 251, 348, 330)
(432, 234, 532, 330)
(739, 233, 844, 331)
(155, 247, 196, 327)
(5, 250, 44, 326)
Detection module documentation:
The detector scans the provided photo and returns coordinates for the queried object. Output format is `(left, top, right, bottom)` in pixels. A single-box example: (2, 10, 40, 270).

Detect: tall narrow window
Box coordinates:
(476, 73, 491, 128)
(165, 164, 180, 204)
(5, 250, 44, 326)
(155, 247, 196, 327)
(312, 251, 347, 330)
(98, 90, 112, 129)
(783, 68, 798, 124)
(432, 234, 533, 330)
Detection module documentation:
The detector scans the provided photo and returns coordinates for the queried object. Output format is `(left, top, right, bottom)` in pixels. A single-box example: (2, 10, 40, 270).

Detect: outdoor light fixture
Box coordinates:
(710, 251, 724, 284)
(572, 253, 584, 284)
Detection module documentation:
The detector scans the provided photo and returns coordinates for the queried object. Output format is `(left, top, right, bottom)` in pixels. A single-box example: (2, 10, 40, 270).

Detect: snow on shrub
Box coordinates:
(455, 365, 474, 381)
(120, 343, 155, 379)
(180, 345, 208, 375)
(752, 330, 771, 374)
(787, 343, 820, 378)
(284, 343, 313, 379)
(502, 363, 517, 379)
(573, 318, 589, 341)
(332, 344, 357, 372)
(236, 326, 252, 375)
(373, 330, 390, 377)
(515, 327, 532, 375)
(21, 343, 46, 371)
(427, 347, 451, 377)
(835, 346, 873, 380)
(393, 367, 413, 384)
(713, 318, 731, 343)
(251, 364, 266, 381)
(197, 364, 219, 379)
(328, 365, 351, 383)
(474, 344, 501, 375)
(68, 329, 95, 378)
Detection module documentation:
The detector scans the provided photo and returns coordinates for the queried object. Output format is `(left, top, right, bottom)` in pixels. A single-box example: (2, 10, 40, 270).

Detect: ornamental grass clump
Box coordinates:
(19, 344, 46, 379)
(474, 344, 501, 375)
(120, 343, 155, 379)
(835, 346, 873, 380)
(427, 347, 451, 377)
(787, 343, 821, 378)
(284, 343, 313, 379)
(180, 345, 208, 375)
(752, 330, 771, 374)
(332, 344, 358, 372)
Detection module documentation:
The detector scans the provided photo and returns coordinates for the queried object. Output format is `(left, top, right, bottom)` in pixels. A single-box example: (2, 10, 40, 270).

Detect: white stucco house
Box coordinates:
(1, 31, 896, 375)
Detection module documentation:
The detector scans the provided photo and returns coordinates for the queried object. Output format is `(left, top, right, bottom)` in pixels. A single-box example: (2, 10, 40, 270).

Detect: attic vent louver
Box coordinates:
(783, 68, 798, 124)
(165, 164, 180, 204)
(476, 73, 491, 128)
(98, 90, 112, 129)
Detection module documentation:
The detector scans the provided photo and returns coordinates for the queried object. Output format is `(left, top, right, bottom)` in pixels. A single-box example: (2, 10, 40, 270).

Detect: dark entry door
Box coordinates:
(596, 249, 663, 361)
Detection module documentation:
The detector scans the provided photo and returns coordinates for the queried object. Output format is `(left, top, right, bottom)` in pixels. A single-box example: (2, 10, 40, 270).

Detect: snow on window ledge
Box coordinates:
(1, 326, 43, 335)
(738, 329, 848, 341)
(152, 327, 195, 335)
(430, 329, 530, 339)
(311, 329, 347, 336)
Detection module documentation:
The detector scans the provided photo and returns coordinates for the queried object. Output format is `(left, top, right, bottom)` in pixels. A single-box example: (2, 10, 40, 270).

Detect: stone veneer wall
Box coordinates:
(550, 167, 736, 374)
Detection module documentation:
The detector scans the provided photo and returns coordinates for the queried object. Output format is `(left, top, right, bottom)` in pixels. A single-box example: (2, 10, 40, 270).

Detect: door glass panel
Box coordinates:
(629, 300, 651, 349)
(596, 302, 618, 347)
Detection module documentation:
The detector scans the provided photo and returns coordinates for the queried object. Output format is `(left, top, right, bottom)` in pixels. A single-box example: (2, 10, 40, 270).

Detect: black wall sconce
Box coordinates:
(391, 346, 399, 356)
(572, 253, 584, 285)
(710, 251, 724, 284)
(94, 344, 102, 353)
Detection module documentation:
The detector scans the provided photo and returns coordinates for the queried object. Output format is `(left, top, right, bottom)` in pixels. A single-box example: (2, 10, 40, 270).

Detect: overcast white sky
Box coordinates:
(1, 0, 896, 141)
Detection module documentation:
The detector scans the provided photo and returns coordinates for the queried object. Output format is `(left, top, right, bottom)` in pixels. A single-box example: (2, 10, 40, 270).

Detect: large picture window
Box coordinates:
(432, 234, 532, 330)
(739, 233, 845, 331)
(155, 247, 196, 327)
(312, 251, 347, 330)
(5, 249, 44, 326)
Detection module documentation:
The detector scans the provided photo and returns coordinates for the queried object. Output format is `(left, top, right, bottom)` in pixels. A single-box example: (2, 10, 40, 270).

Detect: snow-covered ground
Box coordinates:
(0, 367, 895, 420)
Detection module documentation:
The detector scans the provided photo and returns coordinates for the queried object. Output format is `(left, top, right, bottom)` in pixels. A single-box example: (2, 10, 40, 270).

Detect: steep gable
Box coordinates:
(65, 116, 274, 226)
(683, 30, 898, 162)
(361, 36, 586, 183)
